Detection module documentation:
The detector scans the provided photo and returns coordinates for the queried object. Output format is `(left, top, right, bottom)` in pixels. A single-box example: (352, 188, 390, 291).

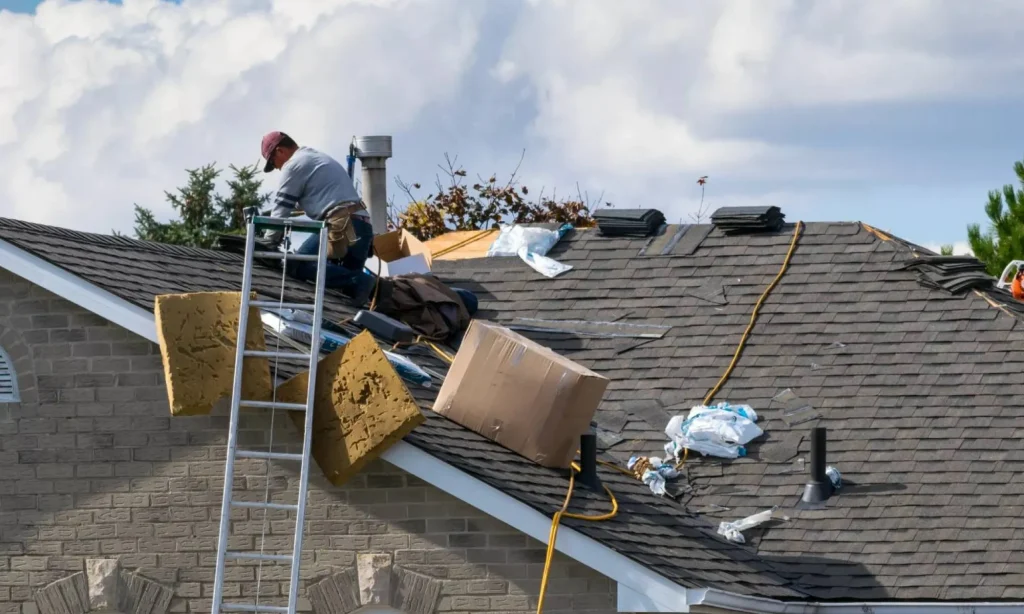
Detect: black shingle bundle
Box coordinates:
(593, 208, 666, 236)
(898, 255, 993, 294)
(711, 206, 786, 234)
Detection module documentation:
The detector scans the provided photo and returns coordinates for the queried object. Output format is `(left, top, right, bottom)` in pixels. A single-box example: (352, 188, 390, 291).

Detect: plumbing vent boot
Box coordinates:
(801, 426, 833, 505)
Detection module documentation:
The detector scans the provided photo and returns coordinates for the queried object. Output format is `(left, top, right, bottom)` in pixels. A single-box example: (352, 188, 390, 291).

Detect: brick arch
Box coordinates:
(35, 559, 172, 614)
(308, 554, 442, 614)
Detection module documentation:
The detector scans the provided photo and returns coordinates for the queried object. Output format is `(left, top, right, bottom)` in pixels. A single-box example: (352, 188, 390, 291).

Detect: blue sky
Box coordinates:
(1, 0, 1023, 253)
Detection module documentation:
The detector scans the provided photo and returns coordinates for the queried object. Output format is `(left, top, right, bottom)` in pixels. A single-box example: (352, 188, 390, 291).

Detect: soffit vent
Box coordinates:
(0, 347, 19, 402)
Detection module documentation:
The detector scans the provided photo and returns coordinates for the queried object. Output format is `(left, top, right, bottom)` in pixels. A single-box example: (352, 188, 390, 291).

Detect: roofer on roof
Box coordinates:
(260, 131, 375, 304)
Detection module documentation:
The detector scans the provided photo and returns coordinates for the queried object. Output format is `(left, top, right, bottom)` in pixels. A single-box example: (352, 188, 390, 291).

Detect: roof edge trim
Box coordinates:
(0, 239, 157, 342)
(0, 236, 693, 609)
(689, 588, 1024, 613)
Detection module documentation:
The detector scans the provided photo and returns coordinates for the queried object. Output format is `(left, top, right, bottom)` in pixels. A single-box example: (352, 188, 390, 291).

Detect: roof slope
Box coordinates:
(0, 217, 813, 601)
(430, 220, 1024, 601)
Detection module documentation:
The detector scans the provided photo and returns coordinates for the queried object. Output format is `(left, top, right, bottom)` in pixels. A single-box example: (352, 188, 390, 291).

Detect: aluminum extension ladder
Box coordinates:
(211, 216, 328, 614)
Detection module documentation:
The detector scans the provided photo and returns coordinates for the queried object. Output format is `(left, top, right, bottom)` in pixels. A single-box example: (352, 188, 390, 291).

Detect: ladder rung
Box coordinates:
(253, 251, 320, 262)
(252, 215, 325, 230)
(226, 551, 291, 562)
(239, 400, 307, 411)
(250, 300, 316, 310)
(231, 501, 299, 512)
(243, 350, 310, 360)
(222, 604, 289, 613)
(236, 450, 303, 462)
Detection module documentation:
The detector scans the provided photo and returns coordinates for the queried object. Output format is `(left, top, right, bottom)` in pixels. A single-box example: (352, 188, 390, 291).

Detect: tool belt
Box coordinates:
(321, 201, 368, 261)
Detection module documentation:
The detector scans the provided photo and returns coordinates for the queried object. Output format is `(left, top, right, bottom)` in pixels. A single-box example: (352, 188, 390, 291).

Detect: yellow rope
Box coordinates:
(432, 229, 495, 258)
(537, 461, 618, 613)
(702, 221, 804, 407)
(674, 221, 804, 471)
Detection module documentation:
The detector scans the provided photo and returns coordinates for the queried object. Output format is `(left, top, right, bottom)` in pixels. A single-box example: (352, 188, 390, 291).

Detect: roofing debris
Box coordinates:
(638, 223, 715, 257)
(486, 223, 574, 278)
(711, 205, 786, 234)
(897, 255, 994, 294)
(593, 208, 666, 236)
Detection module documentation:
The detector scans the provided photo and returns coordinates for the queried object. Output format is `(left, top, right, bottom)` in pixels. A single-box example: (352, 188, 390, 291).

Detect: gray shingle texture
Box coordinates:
(7, 215, 1022, 601)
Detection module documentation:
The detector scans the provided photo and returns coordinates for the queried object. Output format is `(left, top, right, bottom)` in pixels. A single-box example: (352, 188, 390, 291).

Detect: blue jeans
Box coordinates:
(287, 217, 375, 298)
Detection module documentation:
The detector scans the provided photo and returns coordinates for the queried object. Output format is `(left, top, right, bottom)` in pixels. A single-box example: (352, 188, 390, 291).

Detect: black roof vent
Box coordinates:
(711, 206, 785, 234)
(577, 432, 602, 491)
(593, 208, 666, 237)
(800, 426, 834, 506)
(897, 255, 993, 295)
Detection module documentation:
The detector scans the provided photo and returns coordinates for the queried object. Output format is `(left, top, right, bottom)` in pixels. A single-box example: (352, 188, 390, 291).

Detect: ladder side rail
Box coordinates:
(286, 225, 329, 612)
(212, 222, 259, 614)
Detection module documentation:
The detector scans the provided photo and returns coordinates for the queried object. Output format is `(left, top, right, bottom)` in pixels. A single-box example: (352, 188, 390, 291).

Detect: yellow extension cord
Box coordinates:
(414, 222, 805, 613)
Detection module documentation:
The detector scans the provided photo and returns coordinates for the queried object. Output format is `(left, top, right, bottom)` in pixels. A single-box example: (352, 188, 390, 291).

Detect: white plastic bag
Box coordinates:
(718, 508, 777, 544)
(517, 247, 573, 278)
(487, 224, 564, 258)
(664, 402, 763, 460)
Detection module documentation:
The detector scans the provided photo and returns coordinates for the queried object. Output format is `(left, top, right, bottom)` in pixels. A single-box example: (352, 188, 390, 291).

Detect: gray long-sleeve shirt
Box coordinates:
(266, 146, 367, 242)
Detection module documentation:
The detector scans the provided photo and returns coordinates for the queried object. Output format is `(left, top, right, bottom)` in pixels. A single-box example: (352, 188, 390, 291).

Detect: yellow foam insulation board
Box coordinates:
(154, 291, 273, 416)
(423, 229, 498, 260)
(277, 330, 425, 487)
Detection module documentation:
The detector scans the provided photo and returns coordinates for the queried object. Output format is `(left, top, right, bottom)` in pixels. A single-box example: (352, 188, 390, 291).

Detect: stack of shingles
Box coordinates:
(710, 206, 786, 234)
(898, 255, 993, 294)
(593, 208, 666, 236)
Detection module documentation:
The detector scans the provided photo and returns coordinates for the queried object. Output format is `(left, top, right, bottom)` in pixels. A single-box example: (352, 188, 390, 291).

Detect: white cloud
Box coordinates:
(1, 0, 1023, 235)
(0, 0, 483, 232)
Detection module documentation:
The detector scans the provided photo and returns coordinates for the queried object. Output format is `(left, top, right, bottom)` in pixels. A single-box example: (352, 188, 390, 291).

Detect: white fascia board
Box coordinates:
(0, 239, 157, 343)
(617, 583, 684, 612)
(689, 588, 1024, 614)
(382, 441, 691, 611)
(0, 237, 693, 611)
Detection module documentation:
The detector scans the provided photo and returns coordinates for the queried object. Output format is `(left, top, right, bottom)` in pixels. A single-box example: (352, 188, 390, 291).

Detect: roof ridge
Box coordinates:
(0, 217, 241, 262)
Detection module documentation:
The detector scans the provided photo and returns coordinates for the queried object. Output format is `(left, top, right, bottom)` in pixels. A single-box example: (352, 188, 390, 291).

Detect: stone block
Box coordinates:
(357, 553, 391, 606)
(154, 292, 272, 416)
(86, 559, 120, 611)
(278, 331, 424, 487)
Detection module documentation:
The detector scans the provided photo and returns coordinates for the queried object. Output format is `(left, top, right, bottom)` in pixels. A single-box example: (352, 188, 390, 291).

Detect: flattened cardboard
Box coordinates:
(432, 320, 609, 468)
(278, 330, 424, 486)
(154, 291, 272, 416)
(366, 229, 433, 277)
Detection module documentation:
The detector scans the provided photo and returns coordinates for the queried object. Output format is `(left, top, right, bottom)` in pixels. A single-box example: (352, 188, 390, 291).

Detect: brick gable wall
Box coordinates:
(0, 270, 617, 614)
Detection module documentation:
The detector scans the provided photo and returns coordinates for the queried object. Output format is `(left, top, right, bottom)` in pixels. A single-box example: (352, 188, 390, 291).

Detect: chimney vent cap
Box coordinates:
(353, 136, 393, 159)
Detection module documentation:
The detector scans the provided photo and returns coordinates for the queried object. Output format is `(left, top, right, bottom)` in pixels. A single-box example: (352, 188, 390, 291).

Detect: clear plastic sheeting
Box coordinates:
(718, 507, 785, 544)
(260, 309, 432, 388)
(664, 402, 763, 460)
(486, 223, 574, 278)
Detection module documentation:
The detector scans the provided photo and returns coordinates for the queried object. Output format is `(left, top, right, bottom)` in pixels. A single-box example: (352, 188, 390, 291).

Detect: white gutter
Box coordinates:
(686, 588, 1024, 614)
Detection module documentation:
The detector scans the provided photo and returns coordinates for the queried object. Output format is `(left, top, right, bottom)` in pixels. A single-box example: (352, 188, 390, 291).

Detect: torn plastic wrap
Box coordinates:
(260, 310, 432, 388)
(664, 402, 763, 460)
(487, 223, 574, 278)
(627, 455, 680, 496)
(718, 507, 785, 544)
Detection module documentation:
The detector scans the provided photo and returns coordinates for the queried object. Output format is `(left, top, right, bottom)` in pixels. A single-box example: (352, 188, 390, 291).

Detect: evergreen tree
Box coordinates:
(130, 163, 268, 248)
(967, 156, 1024, 278)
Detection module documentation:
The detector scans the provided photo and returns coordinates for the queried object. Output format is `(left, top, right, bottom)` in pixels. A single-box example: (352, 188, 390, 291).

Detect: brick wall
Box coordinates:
(0, 270, 617, 614)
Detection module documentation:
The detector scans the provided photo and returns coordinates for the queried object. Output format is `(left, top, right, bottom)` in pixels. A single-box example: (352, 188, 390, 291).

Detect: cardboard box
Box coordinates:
(366, 229, 432, 277)
(278, 330, 424, 486)
(432, 320, 608, 468)
(154, 291, 272, 416)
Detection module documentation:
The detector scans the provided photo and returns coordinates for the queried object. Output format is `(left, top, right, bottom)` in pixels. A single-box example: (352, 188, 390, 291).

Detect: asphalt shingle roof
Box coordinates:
(431, 219, 1024, 601)
(7, 214, 1024, 601)
(0, 217, 808, 602)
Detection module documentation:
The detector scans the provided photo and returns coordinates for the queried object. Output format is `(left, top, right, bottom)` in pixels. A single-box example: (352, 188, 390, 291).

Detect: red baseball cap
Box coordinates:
(261, 131, 289, 172)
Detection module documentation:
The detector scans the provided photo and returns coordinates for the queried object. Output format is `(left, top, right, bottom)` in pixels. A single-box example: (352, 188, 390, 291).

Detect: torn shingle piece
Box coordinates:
(594, 426, 625, 449)
(672, 224, 713, 256)
(593, 411, 628, 433)
(772, 389, 821, 426)
(759, 431, 804, 463)
(626, 399, 672, 431)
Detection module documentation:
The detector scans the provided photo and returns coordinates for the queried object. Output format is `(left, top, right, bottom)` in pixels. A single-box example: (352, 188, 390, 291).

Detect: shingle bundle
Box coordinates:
(898, 255, 993, 294)
(710, 206, 785, 234)
(593, 208, 666, 237)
